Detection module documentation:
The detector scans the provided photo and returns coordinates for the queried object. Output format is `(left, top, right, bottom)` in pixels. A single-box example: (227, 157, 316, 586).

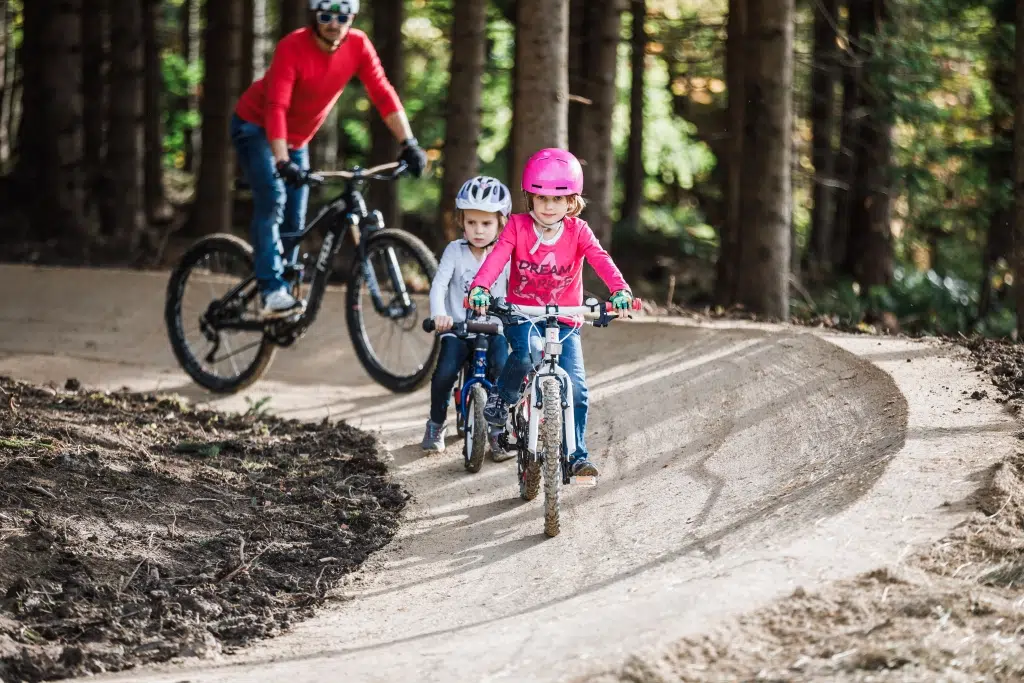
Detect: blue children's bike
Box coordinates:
(421, 317, 505, 473)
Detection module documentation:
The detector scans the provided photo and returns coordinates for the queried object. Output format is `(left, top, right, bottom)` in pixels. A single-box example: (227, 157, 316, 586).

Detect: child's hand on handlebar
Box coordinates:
(468, 286, 491, 316)
(610, 289, 634, 310)
(433, 315, 454, 333)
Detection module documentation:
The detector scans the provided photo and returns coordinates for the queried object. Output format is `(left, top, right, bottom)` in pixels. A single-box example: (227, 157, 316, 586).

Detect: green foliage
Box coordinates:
(161, 51, 203, 169)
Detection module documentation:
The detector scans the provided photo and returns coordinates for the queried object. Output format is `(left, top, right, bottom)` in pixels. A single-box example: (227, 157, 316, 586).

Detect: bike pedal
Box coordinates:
(571, 475, 598, 487)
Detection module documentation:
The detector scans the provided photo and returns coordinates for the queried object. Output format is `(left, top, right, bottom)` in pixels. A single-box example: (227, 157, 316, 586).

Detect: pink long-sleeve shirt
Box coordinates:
(470, 213, 630, 315)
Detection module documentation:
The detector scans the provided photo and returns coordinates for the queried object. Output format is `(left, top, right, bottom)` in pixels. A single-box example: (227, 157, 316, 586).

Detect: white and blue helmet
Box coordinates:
(455, 176, 512, 217)
(310, 0, 359, 12)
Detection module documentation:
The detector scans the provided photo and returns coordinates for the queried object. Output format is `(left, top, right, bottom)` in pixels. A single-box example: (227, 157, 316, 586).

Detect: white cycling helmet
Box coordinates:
(455, 176, 512, 217)
(310, 0, 359, 12)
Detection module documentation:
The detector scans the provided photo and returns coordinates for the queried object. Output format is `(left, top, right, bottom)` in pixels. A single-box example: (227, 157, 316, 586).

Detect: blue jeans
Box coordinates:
(497, 322, 588, 461)
(230, 114, 310, 295)
(430, 334, 509, 425)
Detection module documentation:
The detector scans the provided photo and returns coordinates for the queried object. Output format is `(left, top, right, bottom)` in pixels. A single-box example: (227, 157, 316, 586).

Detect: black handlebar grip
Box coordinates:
(422, 318, 436, 333)
(465, 321, 500, 335)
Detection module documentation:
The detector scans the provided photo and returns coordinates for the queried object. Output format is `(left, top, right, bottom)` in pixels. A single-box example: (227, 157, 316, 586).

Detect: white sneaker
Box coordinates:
(261, 288, 303, 319)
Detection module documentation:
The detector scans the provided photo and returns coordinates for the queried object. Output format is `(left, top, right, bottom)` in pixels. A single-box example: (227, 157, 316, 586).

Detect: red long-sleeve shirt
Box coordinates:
(235, 27, 402, 149)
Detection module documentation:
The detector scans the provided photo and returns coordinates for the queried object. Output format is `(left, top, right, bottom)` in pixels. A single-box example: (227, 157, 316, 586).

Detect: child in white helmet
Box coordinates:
(422, 176, 513, 457)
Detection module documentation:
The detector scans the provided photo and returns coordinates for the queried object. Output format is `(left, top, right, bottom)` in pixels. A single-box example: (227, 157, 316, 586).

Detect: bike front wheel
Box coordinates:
(164, 234, 277, 394)
(463, 385, 488, 473)
(540, 377, 564, 538)
(346, 229, 440, 393)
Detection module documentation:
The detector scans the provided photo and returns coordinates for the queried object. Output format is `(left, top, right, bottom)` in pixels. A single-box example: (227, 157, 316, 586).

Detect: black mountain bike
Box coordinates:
(164, 161, 440, 394)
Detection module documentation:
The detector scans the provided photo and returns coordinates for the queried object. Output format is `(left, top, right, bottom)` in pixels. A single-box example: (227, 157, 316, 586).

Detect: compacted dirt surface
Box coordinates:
(0, 264, 1020, 683)
(0, 376, 405, 682)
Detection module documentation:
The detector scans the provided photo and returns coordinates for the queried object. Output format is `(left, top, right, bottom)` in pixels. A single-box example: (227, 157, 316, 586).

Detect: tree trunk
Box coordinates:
(143, 0, 168, 222)
(714, 0, 746, 304)
(192, 0, 243, 235)
(0, 0, 7, 167)
(841, 0, 893, 288)
(576, 0, 621, 247)
(253, 0, 267, 78)
(567, 0, 586, 156)
(439, 0, 487, 241)
(0, 0, 14, 166)
(183, 0, 202, 172)
(369, 0, 403, 229)
(512, 0, 570, 214)
(805, 0, 839, 282)
(279, 0, 306, 38)
(83, 0, 107, 204)
(107, 0, 146, 247)
(621, 0, 645, 234)
(22, 0, 92, 241)
(1013, 0, 1024, 337)
(242, 0, 255, 88)
(732, 0, 793, 318)
(832, 0, 864, 270)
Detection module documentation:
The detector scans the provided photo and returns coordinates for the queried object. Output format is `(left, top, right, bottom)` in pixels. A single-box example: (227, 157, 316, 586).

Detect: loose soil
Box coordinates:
(0, 376, 407, 682)
(582, 338, 1024, 683)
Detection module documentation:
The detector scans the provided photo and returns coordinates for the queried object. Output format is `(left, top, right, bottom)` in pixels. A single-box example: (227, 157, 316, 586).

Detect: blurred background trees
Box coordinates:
(3, 0, 1024, 338)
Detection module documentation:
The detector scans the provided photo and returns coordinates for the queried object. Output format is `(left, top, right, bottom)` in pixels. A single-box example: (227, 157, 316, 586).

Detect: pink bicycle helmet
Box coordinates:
(521, 148, 584, 196)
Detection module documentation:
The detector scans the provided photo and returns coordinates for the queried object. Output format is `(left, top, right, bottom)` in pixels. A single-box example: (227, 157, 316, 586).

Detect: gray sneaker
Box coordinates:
(421, 420, 448, 452)
(489, 428, 515, 462)
(483, 394, 509, 426)
(261, 287, 304, 319)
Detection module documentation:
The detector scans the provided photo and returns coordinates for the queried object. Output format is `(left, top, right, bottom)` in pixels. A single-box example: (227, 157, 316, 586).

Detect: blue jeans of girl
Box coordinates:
(496, 321, 589, 461)
(230, 114, 309, 296)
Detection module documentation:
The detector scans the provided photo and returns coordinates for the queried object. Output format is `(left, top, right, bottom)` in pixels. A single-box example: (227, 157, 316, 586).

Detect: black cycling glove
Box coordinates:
(398, 137, 427, 178)
(275, 160, 306, 187)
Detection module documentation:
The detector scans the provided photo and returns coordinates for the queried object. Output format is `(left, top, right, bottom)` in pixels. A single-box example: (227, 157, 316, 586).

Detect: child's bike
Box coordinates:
(164, 161, 440, 395)
(421, 317, 506, 473)
(483, 296, 642, 538)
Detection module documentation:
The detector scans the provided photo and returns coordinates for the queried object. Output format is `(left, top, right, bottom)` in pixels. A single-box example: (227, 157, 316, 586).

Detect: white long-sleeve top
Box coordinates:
(429, 240, 510, 331)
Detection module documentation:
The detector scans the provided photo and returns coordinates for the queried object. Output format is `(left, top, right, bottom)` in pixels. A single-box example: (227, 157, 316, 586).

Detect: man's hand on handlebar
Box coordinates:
(275, 160, 307, 188)
(432, 315, 454, 333)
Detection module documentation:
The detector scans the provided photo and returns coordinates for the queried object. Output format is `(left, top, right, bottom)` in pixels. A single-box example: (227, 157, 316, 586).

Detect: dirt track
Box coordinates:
(0, 264, 1017, 682)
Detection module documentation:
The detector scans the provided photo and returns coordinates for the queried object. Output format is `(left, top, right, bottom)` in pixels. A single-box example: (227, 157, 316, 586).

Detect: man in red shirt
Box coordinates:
(231, 0, 427, 317)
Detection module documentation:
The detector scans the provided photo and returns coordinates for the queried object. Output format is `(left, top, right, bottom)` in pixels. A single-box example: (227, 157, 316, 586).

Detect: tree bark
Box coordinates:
(242, 0, 255, 88)
(253, 0, 267, 78)
(369, 0, 403, 229)
(621, 0, 646, 234)
(0, 0, 14, 166)
(714, 0, 746, 304)
(567, 0, 586, 156)
(143, 0, 168, 222)
(0, 0, 7, 166)
(576, 0, 621, 247)
(21, 0, 92, 241)
(191, 0, 243, 235)
(732, 0, 793, 318)
(805, 0, 839, 282)
(832, 0, 864, 270)
(1013, 0, 1024, 337)
(82, 0, 107, 203)
(512, 0, 570, 214)
(107, 0, 146, 247)
(439, 0, 487, 241)
(841, 0, 893, 288)
(279, 0, 306, 38)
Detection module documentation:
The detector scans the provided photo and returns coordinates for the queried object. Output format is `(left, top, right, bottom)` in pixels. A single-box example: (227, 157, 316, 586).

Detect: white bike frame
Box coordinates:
(503, 301, 631, 458)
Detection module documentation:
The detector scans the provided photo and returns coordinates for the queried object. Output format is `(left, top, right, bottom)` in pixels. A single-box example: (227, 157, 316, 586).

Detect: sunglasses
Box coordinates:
(317, 11, 351, 24)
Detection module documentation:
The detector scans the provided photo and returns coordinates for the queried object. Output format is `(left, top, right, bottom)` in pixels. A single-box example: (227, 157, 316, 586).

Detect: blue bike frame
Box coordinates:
(455, 332, 494, 424)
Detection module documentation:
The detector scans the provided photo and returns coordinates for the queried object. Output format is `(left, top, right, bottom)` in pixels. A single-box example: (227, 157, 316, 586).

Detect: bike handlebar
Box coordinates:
(461, 296, 643, 322)
(422, 318, 501, 336)
(301, 161, 408, 187)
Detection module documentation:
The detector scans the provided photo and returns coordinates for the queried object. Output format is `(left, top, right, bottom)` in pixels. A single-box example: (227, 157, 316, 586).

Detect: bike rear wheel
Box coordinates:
(164, 234, 277, 394)
(540, 378, 564, 538)
(346, 229, 439, 393)
(463, 385, 488, 473)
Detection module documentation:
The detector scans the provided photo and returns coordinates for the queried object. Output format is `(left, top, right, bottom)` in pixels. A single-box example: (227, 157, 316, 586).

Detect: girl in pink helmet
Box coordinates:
(467, 148, 634, 478)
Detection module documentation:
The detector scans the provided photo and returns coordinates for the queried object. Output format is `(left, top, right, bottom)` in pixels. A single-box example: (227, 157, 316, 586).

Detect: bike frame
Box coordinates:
(203, 162, 413, 340)
(455, 332, 495, 424)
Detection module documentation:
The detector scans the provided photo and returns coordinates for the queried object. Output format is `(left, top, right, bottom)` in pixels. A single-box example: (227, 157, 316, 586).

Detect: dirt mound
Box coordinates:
(583, 418, 1024, 681)
(0, 376, 407, 682)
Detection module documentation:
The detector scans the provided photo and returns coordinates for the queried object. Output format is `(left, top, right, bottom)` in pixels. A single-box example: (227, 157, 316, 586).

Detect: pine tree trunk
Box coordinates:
(192, 0, 243, 235)
(439, 0, 487, 241)
(279, 0, 305, 38)
(621, 0, 645, 234)
(143, 0, 168, 223)
(253, 0, 267, 78)
(512, 0, 570, 214)
(1013, 0, 1024, 337)
(805, 0, 839, 282)
(16, 1, 42, 189)
(0, 0, 7, 167)
(25, 0, 92, 241)
(369, 0, 403, 230)
(733, 0, 792, 318)
(832, 0, 863, 270)
(107, 0, 146, 248)
(183, 0, 202, 172)
(567, 0, 586, 156)
(576, 0, 620, 247)
(0, 1, 13, 166)
(242, 0, 255, 88)
(714, 0, 746, 304)
(841, 0, 893, 288)
(83, 0, 107, 205)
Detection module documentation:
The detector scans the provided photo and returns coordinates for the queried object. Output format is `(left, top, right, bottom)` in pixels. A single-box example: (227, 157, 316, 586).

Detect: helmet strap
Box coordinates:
(529, 211, 563, 232)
